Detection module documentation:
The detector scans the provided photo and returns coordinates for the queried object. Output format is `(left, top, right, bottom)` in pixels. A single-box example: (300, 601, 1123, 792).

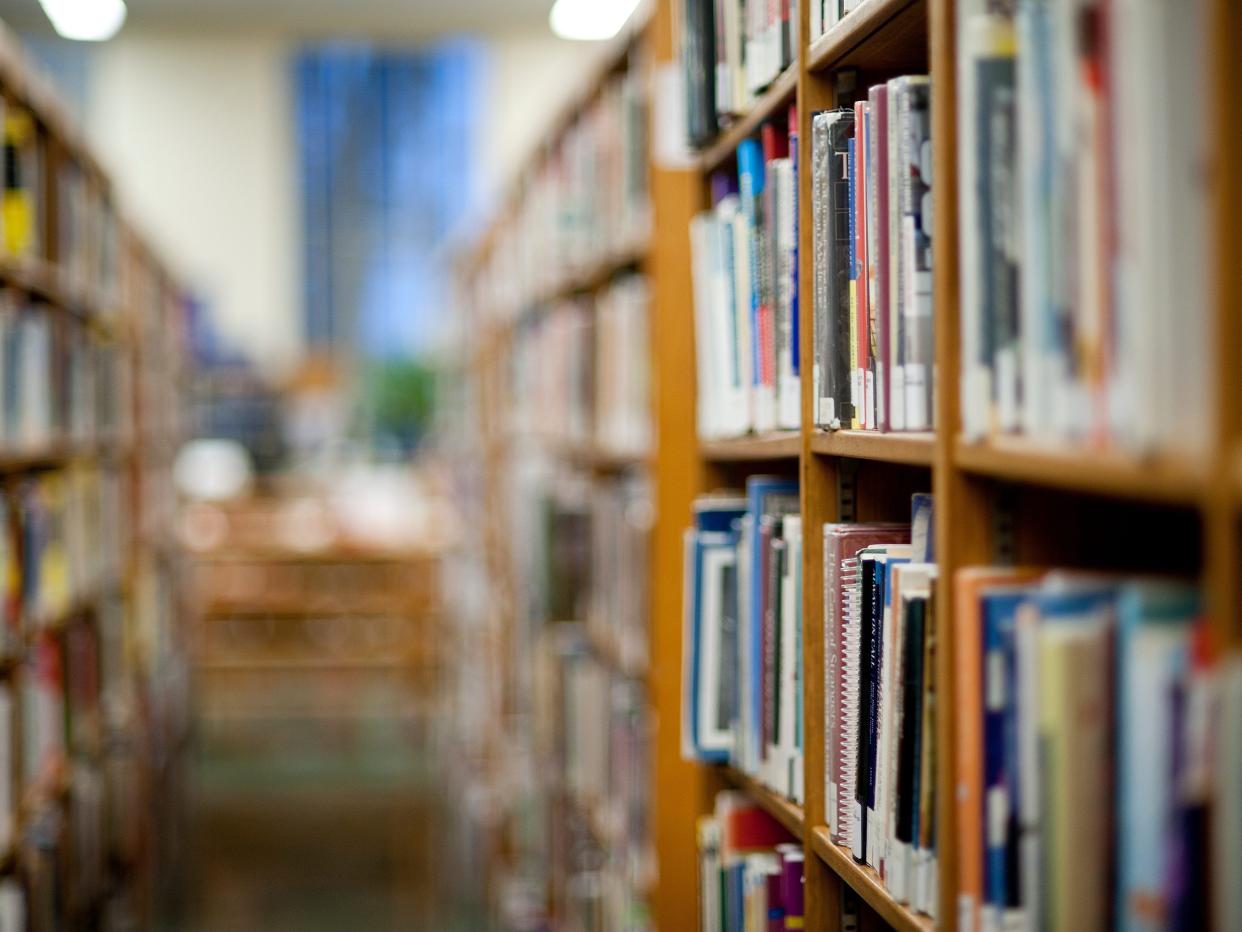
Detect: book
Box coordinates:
(684, 496, 749, 761)
(698, 792, 802, 932)
(2, 106, 40, 258)
(811, 108, 855, 429)
(1116, 582, 1200, 932)
(824, 522, 909, 847)
(682, 478, 800, 794)
(953, 569, 1217, 932)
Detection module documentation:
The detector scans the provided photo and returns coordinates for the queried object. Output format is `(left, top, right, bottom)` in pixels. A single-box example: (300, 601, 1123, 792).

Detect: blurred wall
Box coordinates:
(75, 29, 598, 376)
(85, 34, 302, 376)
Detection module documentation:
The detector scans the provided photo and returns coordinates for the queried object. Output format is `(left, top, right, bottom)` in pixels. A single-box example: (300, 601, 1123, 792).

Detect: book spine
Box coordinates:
(812, 114, 829, 427)
(868, 86, 889, 433)
(896, 78, 933, 431)
(826, 111, 856, 428)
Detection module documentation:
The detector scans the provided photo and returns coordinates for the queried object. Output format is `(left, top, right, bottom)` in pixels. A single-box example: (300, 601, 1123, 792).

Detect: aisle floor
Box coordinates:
(169, 723, 488, 932)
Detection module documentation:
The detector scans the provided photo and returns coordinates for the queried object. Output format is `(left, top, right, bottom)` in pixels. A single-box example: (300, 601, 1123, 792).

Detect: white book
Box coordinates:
(728, 207, 755, 435)
(779, 517, 801, 798)
(699, 546, 737, 754)
(690, 213, 723, 439)
(775, 160, 800, 430)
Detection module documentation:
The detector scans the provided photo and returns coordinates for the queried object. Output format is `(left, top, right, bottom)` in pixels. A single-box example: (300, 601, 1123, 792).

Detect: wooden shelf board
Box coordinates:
(529, 242, 648, 309)
(192, 545, 440, 565)
(699, 64, 798, 175)
(721, 766, 804, 838)
(700, 431, 801, 462)
(809, 827, 934, 932)
(811, 430, 934, 465)
(807, 0, 930, 74)
(196, 657, 410, 673)
(954, 436, 1208, 506)
(554, 442, 650, 474)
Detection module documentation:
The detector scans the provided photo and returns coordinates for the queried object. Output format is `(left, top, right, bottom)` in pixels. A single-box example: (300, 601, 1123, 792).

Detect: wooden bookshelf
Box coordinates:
(809, 827, 935, 932)
(463, 0, 1242, 928)
(0, 24, 189, 923)
(699, 64, 799, 174)
(645, 0, 1242, 930)
(805, 0, 929, 73)
(458, 6, 659, 929)
(700, 431, 801, 462)
(811, 430, 935, 466)
(954, 437, 1209, 507)
(721, 766, 805, 837)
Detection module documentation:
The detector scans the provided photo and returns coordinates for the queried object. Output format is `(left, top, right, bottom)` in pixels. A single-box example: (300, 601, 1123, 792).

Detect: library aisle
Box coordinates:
(0, 0, 1237, 930)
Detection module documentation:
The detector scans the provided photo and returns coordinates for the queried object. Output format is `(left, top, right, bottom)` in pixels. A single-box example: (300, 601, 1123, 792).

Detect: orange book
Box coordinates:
(952, 567, 1041, 932)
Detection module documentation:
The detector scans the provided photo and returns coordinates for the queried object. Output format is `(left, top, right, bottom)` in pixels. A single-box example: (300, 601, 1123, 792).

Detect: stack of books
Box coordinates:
(682, 0, 797, 148)
(810, 77, 933, 433)
(682, 476, 803, 803)
(957, 0, 1211, 454)
(697, 791, 803, 932)
(690, 113, 801, 438)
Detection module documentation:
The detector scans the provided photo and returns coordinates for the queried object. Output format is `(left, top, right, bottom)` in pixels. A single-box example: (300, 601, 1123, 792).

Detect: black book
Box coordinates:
(825, 110, 856, 427)
(853, 551, 877, 864)
(895, 594, 925, 848)
(682, 0, 718, 148)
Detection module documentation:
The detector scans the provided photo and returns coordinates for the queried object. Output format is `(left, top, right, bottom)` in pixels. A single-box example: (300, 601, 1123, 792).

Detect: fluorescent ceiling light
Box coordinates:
(38, 0, 127, 42)
(549, 0, 641, 41)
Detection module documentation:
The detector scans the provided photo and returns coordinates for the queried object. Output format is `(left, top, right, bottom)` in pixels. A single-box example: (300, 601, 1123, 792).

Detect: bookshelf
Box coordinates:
(459, 4, 656, 928)
(463, 0, 1241, 929)
(0, 23, 188, 928)
(655, 0, 1240, 930)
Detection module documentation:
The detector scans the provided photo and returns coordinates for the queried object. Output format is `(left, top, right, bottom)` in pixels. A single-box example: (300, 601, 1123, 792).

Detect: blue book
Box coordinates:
(789, 114, 800, 379)
(686, 498, 747, 762)
(737, 140, 767, 396)
(980, 588, 1032, 917)
(1116, 581, 1199, 932)
(744, 476, 798, 772)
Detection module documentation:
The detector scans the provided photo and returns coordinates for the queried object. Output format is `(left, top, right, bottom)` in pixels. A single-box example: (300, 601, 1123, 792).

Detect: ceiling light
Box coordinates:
(549, 0, 641, 41)
(38, 0, 127, 42)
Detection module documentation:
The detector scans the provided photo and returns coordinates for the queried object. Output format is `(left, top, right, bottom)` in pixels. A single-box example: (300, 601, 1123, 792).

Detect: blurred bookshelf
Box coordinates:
(0, 21, 190, 930)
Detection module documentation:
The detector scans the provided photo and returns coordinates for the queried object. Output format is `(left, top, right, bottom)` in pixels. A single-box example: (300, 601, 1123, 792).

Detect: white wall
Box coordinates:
(85, 33, 301, 375)
(78, 29, 600, 374)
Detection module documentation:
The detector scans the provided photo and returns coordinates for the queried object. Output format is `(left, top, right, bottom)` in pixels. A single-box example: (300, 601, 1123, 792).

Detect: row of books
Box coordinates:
(2, 467, 125, 644)
(589, 475, 652, 675)
(511, 275, 651, 457)
(537, 629, 653, 932)
(0, 298, 127, 454)
(822, 501, 936, 917)
(811, 77, 933, 433)
(685, 486, 1242, 930)
(4, 101, 121, 310)
(696, 791, 803, 932)
(952, 570, 1215, 932)
(690, 115, 800, 439)
(682, 476, 803, 803)
(957, 0, 1211, 454)
(475, 58, 650, 320)
(809, 1, 870, 43)
(56, 159, 121, 311)
(682, 0, 797, 147)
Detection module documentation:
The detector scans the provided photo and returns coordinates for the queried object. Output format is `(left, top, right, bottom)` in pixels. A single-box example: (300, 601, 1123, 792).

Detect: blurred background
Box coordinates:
(0, 1, 633, 930)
